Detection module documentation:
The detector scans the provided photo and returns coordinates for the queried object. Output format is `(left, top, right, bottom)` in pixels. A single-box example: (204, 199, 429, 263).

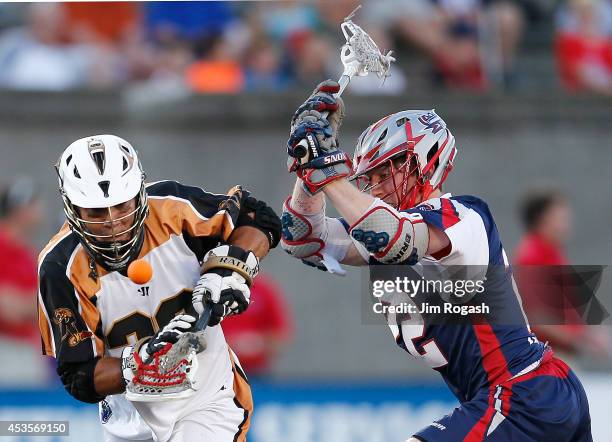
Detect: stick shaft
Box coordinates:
(195, 303, 212, 332)
(320, 74, 351, 120)
(337, 74, 351, 96)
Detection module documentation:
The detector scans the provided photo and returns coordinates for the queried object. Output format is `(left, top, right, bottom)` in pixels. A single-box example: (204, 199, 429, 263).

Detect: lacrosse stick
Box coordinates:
(292, 5, 395, 159)
(125, 306, 211, 402)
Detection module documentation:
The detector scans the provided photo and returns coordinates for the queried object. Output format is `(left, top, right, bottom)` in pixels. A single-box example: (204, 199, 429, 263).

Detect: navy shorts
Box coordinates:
(414, 353, 592, 441)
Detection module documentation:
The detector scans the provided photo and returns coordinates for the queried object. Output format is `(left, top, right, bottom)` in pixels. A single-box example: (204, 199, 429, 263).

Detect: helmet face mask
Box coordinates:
(354, 154, 423, 209)
(56, 135, 149, 271)
(351, 110, 457, 210)
(61, 186, 148, 271)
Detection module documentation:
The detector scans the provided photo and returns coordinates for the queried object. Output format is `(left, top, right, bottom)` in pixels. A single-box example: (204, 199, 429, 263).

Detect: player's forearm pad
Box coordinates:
(349, 201, 429, 265)
(280, 196, 355, 271)
(280, 196, 325, 259)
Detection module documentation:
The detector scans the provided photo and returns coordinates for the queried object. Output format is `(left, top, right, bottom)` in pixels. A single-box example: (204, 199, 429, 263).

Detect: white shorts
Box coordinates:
(103, 383, 251, 442)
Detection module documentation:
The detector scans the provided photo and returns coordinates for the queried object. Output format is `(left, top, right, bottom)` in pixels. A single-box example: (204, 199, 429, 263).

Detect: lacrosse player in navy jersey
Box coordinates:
(280, 80, 592, 441)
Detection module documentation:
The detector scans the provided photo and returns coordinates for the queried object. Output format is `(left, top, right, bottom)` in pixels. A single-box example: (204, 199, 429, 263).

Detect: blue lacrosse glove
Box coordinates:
(287, 80, 351, 195)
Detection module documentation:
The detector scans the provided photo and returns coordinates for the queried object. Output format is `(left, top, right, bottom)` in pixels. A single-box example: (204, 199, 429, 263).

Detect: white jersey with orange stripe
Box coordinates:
(37, 180, 251, 442)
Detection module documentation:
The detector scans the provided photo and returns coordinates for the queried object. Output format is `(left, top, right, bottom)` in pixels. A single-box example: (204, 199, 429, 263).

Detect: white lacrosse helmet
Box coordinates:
(55, 135, 148, 270)
(351, 110, 457, 210)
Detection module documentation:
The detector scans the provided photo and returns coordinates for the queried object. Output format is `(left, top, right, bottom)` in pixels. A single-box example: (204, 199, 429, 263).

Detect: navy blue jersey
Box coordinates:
(369, 194, 546, 403)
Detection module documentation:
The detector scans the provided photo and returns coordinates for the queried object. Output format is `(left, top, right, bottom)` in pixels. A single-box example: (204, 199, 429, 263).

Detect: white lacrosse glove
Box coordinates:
(192, 245, 259, 326)
(121, 314, 206, 402)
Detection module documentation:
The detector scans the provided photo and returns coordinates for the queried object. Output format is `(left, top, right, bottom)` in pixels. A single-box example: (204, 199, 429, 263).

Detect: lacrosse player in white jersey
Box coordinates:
(38, 135, 281, 441)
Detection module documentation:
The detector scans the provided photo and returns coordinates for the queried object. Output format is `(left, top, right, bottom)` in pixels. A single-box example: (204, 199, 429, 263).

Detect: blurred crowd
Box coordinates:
(556, 0, 612, 94)
(0, 1, 609, 95)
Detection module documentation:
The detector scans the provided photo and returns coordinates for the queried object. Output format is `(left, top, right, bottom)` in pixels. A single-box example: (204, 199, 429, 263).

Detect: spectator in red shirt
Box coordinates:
(0, 177, 43, 346)
(514, 186, 607, 359)
(555, 0, 612, 95)
(514, 187, 571, 266)
(221, 273, 293, 377)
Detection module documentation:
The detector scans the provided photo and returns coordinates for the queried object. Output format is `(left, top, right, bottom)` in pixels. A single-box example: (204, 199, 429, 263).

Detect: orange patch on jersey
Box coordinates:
(53, 307, 93, 347)
(70, 247, 104, 295)
(229, 348, 253, 442)
(38, 302, 55, 356)
(67, 248, 105, 357)
(140, 197, 234, 257)
(77, 294, 104, 355)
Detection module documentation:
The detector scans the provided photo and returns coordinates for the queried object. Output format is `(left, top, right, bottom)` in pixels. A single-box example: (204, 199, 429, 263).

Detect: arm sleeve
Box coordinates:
(335, 217, 370, 262)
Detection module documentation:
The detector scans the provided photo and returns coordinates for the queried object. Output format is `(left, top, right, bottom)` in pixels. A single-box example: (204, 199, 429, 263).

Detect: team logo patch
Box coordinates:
(53, 308, 93, 347)
(100, 399, 112, 424)
(429, 421, 446, 431)
(417, 203, 434, 211)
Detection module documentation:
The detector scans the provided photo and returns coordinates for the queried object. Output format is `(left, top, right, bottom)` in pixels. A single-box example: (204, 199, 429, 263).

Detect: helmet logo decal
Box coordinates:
(418, 112, 445, 134)
(364, 143, 381, 160)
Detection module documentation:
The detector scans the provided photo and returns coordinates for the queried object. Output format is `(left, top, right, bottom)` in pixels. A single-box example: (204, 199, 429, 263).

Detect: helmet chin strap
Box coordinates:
(391, 156, 424, 211)
(397, 155, 440, 210)
(400, 184, 420, 211)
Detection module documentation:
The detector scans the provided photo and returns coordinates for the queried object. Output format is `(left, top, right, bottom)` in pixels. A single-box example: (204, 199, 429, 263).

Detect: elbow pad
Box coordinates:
(280, 197, 351, 274)
(57, 358, 106, 404)
(349, 200, 429, 265)
(235, 195, 282, 249)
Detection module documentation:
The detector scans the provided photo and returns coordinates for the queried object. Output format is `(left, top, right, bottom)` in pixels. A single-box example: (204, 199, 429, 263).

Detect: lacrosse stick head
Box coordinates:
(339, 7, 395, 82)
(126, 332, 206, 402)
